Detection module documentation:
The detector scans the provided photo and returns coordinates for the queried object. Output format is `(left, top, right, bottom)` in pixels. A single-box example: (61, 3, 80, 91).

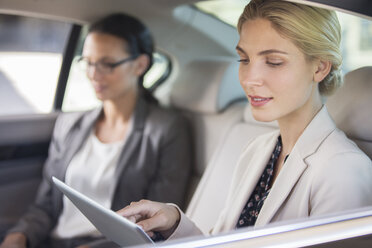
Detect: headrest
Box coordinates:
(243, 103, 278, 128)
(170, 58, 246, 114)
(327, 66, 372, 141)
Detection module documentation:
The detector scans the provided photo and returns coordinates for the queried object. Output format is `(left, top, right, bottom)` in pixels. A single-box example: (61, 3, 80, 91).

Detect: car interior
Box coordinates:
(0, 0, 372, 247)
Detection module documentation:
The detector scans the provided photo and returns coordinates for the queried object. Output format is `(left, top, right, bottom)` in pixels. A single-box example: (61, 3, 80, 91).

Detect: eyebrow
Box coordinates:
(236, 45, 288, 56)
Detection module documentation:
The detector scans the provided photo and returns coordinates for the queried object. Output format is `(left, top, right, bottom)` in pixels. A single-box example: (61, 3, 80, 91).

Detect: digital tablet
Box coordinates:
(52, 176, 154, 247)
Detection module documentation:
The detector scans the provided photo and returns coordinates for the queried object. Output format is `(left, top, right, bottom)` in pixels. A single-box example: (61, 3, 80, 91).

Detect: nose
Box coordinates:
(86, 65, 103, 81)
(239, 63, 263, 88)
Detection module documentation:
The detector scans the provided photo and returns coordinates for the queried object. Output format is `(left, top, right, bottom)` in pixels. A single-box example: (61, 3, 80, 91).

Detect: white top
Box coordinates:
(52, 120, 132, 238)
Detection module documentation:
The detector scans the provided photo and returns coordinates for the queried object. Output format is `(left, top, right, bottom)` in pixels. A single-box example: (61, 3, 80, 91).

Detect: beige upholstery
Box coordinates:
(170, 58, 246, 114)
(180, 103, 246, 202)
(186, 104, 277, 233)
(170, 58, 247, 206)
(327, 66, 372, 159)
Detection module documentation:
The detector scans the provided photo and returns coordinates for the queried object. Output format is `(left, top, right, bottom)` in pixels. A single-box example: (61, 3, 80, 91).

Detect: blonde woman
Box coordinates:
(118, 0, 372, 240)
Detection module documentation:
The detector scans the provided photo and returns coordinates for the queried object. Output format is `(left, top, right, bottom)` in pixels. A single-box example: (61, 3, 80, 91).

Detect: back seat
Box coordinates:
(186, 104, 277, 233)
(327, 66, 372, 159)
(169, 58, 247, 205)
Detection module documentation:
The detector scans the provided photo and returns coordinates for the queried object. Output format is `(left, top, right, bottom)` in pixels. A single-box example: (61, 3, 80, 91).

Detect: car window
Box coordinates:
(194, 0, 372, 74)
(0, 14, 72, 116)
(62, 26, 171, 112)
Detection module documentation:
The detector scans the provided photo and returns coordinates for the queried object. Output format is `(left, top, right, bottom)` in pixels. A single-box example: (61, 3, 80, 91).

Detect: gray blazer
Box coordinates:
(9, 96, 192, 247)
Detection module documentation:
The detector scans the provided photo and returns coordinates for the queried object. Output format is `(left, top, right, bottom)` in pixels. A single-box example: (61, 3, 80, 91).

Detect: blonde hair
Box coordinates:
(238, 0, 343, 96)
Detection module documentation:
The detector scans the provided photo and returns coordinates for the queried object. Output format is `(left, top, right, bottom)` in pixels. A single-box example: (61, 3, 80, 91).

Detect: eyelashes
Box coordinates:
(266, 62, 283, 67)
(237, 59, 249, 64)
(237, 59, 283, 67)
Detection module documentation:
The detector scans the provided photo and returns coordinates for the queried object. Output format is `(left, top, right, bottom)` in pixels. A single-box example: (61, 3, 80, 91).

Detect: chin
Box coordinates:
(95, 96, 104, 101)
(251, 110, 276, 123)
(94, 92, 106, 101)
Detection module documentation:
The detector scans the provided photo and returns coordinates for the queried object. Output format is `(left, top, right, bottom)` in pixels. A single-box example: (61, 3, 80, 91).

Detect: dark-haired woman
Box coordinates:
(0, 13, 191, 248)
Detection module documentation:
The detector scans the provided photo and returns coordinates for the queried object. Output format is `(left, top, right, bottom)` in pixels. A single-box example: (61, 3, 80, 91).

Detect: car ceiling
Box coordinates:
(307, 0, 372, 17)
(0, 0, 370, 21)
(0, 0, 370, 56)
(0, 0, 370, 93)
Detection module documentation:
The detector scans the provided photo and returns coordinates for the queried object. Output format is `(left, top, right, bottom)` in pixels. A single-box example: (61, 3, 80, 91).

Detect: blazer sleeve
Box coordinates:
(167, 204, 204, 240)
(85, 205, 203, 248)
(6, 113, 72, 248)
(310, 151, 372, 216)
(145, 113, 192, 209)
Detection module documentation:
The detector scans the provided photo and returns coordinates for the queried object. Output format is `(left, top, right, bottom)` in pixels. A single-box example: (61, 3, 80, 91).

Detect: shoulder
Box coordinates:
(309, 128, 372, 170)
(307, 128, 372, 193)
(54, 111, 85, 127)
(53, 109, 98, 140)
(145, 103, 188, 132)
(301, 128, 372, 214)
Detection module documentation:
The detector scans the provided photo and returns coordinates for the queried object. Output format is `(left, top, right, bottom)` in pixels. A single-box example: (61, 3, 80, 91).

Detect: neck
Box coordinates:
(101, 92, 138, 126)
(277, 92, 322, 156)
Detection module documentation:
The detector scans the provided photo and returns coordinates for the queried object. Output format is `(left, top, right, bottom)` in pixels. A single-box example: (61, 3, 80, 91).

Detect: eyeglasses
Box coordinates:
(77, 55, 138, 74)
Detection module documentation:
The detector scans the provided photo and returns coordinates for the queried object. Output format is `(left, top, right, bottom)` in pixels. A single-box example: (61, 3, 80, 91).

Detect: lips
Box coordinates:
(93, 84, 107, 93)
(249, 95, 273, 107)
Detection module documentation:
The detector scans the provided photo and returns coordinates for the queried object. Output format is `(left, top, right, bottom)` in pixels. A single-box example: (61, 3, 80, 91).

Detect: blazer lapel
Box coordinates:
(57, 108, 102, 180)
(218, 131, 279, 231)
(255, 151, 307, 226)
(255, 106, 337, 226)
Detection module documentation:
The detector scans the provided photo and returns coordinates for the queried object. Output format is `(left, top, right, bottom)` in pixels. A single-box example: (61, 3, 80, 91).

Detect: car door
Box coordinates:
(0, 13, 81, 239)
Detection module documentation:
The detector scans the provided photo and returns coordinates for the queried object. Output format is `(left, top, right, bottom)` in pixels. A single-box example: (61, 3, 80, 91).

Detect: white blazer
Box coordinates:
(170, 106, 372, 239)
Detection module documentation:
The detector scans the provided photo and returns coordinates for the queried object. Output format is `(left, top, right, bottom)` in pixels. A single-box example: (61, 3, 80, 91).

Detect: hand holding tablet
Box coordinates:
(52, 176, 154, 247)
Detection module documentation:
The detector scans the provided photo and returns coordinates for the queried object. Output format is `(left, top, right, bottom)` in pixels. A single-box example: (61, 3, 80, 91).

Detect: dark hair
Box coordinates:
(89, 13, 157, 103)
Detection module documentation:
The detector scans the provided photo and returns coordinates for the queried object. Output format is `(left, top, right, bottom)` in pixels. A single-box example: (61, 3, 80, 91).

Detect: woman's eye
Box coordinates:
(101, 62, 115, 68)
(266, 61, 283, 67)
(238, 59, 249, 64)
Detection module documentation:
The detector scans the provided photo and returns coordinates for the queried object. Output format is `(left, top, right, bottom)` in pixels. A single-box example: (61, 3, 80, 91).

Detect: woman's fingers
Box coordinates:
(116, 199, 180, 238)
(126, 214, 142, 223)
(117, 200, 156, 219)
(136, 210, 167, 231)
(146, 231, 155, 238)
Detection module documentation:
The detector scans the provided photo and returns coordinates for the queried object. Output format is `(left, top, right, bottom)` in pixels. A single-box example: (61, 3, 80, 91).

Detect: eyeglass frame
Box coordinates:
(77, 55, 139, 74)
